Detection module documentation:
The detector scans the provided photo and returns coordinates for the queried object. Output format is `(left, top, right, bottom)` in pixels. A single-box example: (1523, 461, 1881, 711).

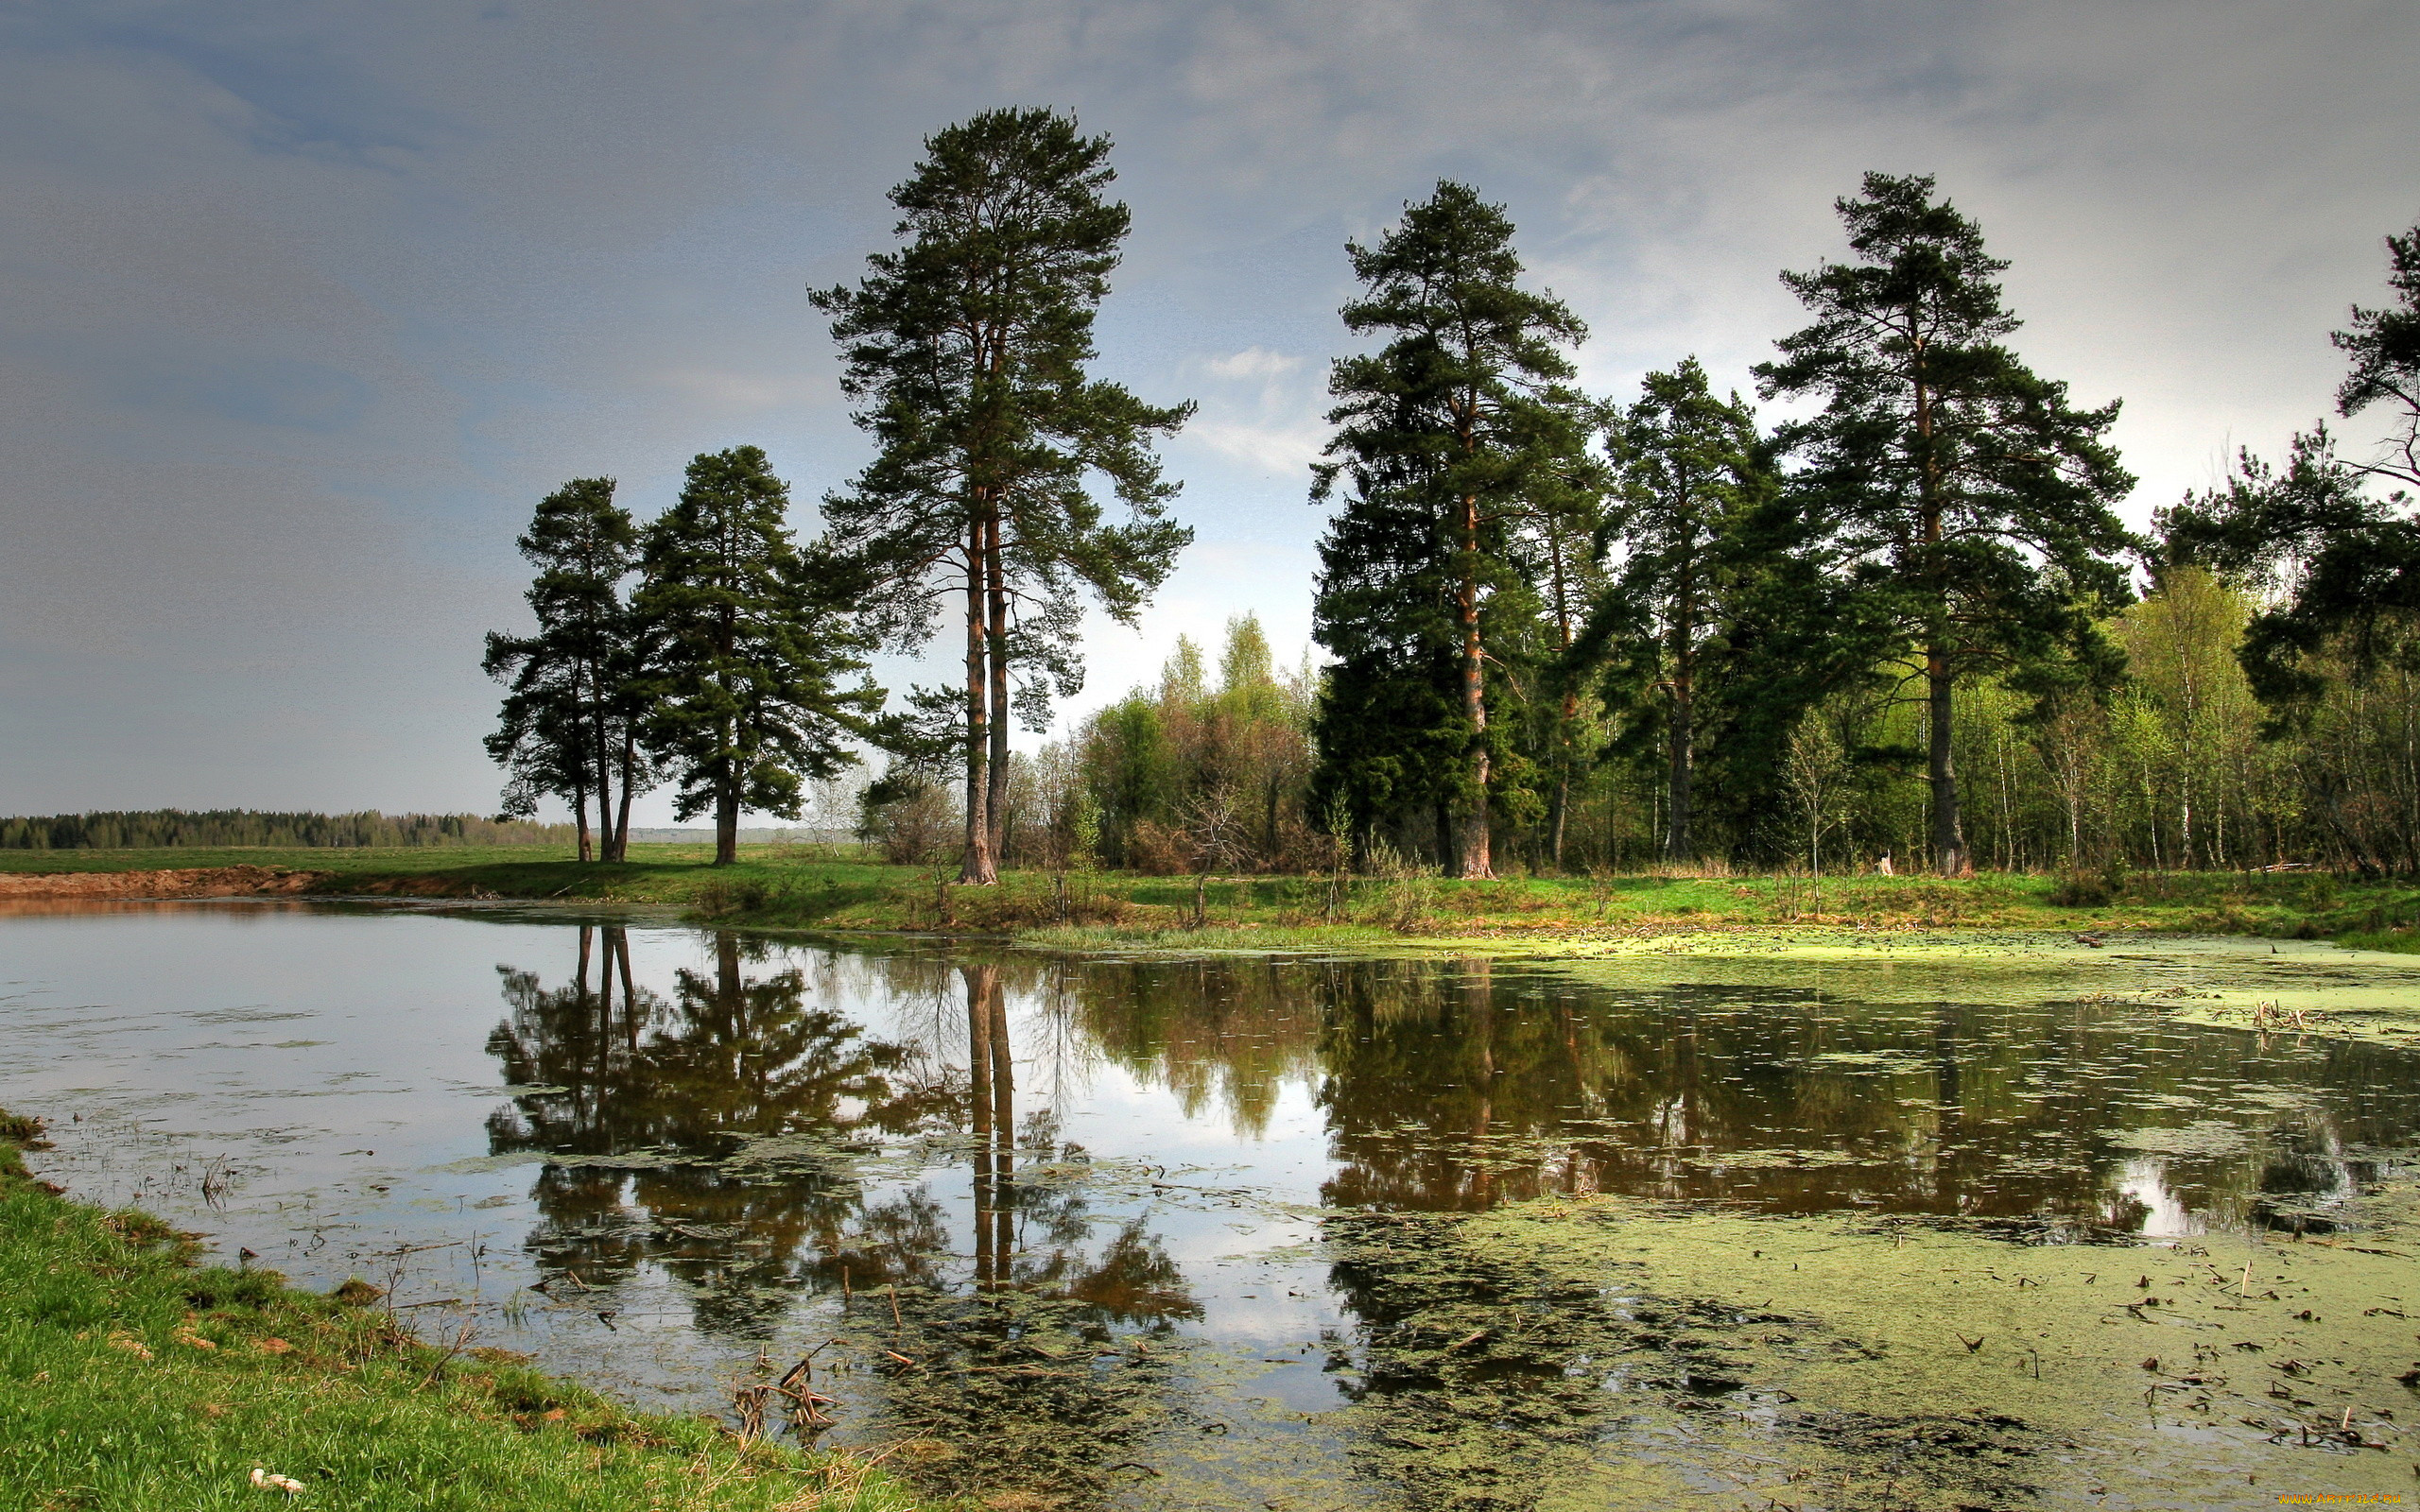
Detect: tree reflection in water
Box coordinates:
(1053, 954, 2420, 1509)
(487, 928, 956, 1335)
(479, 940, 2420, 1508)
(487, 935, 1199, 1507)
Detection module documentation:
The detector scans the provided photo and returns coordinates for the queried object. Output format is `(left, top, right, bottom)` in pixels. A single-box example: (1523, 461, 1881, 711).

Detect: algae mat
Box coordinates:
(1138, 1195, 2420, 1512)
(1476, 934, 2420, 1048)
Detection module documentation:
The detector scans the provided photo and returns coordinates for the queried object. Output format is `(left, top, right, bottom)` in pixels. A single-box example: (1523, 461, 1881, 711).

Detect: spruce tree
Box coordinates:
(484, 477, 646, 861)
(635, 447, 881, 866)
(1594, 358, 1772, 861)
(1310, 181, 1596, 877)
(1754, 173, 2135, 875)
(814, 108, 1193, 885)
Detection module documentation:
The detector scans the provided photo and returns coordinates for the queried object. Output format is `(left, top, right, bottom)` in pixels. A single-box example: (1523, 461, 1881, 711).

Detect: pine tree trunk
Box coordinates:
(593, 687, 614, 867)
(1927, 649, 1968, 875)
(1668, 592, 1695, 862)
(1547, 770, 1568, 872)
(715, 762, 738, 867)
(1547, 534, 1575, 873)
(1668, 683, 1694, 863)
(1455, 490, 1493, 879)
(1912, 333, 1967, 877)
(612, 730, 636, 863)
(984, 511, 1011, 869)
(960, 526, 997, 885)
(574, 780, 592, 863)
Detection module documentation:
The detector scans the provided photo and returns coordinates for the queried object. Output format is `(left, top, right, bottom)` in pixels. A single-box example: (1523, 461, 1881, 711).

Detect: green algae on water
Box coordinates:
(1280, 1193, 2420, 1510)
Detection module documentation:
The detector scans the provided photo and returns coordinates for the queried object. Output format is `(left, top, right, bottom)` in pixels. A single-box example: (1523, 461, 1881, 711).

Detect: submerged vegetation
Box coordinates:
(0, 1110, 916, 1512)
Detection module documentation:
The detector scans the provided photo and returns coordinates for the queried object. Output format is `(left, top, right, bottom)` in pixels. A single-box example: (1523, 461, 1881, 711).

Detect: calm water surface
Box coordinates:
(5, 902, 2417, 1508)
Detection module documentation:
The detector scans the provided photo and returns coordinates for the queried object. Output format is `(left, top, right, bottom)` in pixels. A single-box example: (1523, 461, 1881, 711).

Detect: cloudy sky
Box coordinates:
(3, 0, 2412, 824)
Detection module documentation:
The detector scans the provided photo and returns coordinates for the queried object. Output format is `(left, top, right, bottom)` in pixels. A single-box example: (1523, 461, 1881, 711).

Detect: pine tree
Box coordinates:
(484, 477, 646, 861)
(634, 447, 881, 866)
(2158, 227, 2420, 727)
(1754, 172, 2135, 875)
(1593, 358, 1773, 861)
(814, 108, 1193, 885)
(2335, 221, 2420, 490)
(1310, 181, 1596, 877)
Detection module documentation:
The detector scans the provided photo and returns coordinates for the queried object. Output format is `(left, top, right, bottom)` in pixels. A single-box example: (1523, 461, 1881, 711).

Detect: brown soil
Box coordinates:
(0, 866, 331, 900)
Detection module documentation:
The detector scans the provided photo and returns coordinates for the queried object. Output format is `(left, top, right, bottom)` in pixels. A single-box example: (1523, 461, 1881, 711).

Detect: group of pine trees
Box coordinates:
(492, 106, 2420, 879)
(1290, 172, 2420, 879)
(491, 109, 1189, 870)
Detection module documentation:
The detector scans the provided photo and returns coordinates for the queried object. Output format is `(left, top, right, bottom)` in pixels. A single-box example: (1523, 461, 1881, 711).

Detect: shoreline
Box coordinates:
(0, 1110, 915, 1512)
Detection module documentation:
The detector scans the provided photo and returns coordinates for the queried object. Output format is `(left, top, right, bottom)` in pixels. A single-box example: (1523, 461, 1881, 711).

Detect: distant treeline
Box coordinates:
(0, 810, 575, 850)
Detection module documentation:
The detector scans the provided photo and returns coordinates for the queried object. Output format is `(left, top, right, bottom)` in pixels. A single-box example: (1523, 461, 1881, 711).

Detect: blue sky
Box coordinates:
(3, 0, 2413, 823)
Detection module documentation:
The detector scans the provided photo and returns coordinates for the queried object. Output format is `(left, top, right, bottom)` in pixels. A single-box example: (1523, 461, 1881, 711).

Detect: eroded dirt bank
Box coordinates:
(0, 866, 329, 899)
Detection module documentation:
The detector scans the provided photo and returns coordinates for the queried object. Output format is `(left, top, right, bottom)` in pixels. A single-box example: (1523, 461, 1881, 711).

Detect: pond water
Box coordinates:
(6, 902, 2420, 1509)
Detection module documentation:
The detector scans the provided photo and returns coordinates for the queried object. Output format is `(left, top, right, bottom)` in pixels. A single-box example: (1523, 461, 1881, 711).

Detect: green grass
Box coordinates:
(0, 1112, 921, 1512)
(4, 842, 2418, 949)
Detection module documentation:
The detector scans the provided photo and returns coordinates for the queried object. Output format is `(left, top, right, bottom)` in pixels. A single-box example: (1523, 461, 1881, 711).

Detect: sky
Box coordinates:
(2, 0, 2413, 826)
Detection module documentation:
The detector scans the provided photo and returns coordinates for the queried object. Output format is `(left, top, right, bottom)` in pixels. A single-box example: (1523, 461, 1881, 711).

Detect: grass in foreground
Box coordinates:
(0, 1111, 917, 1512)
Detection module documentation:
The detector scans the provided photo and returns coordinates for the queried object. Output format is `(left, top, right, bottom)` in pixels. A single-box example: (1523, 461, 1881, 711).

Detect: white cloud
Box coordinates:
(1202, 345, 1304, 382)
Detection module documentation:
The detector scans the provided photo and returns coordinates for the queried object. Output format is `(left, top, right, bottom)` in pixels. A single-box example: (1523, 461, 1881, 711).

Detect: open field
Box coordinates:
(0, 1110, 914, 1512)
(4, 844, 2420, 949)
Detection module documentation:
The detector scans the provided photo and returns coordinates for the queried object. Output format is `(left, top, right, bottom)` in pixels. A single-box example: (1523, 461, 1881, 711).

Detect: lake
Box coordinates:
(6, 901, 2417, 1508)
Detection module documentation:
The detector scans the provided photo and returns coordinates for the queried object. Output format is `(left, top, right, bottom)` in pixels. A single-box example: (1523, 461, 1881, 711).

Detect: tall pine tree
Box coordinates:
(635, 447, 881, 866)
(1310, 181, 1596, 878)
(1592, 358, 1773, 862)
(484, 477, 647, 861)
(1754, 173, 2135, 875)
(814, 108, 1192, 885)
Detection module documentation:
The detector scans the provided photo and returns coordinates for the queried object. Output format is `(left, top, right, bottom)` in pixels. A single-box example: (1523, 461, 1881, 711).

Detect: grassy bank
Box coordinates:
(14, 851, 2420, 943)
(5, 844, 2419, 949)
(0, 1110, 917, 1512)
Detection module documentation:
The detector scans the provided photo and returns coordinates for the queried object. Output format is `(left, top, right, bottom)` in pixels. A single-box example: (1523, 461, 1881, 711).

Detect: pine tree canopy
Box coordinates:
(1585, 357, 1775, 859)
(1753, 171, 2136, 872)
(1310, 180, 1599, 875)
(635, 446, 880, 864)
(483, 477, 647, 855)
(2161, 227, 2420, 723)
(2334, 222, 2420, 490)
(813, 106, 1192, 882)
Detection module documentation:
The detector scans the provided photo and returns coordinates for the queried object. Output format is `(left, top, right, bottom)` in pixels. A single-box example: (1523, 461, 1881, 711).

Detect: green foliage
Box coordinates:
(1310, 181, 1601, 876)
(483, 476, 649, 860)
(636, 447, 881, 865)
(815, 106, 1193, 882)
(1589, 357, 1777, 860)
(1066, 617, 1314, 872)
(1754, 171, 2137, 873)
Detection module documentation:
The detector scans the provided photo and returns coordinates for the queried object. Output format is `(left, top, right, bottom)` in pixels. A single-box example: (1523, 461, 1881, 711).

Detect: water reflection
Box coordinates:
(484, 931, 1201, 1503)
(470, 935, 2420, 1506)
(486, 928, 955, 1334)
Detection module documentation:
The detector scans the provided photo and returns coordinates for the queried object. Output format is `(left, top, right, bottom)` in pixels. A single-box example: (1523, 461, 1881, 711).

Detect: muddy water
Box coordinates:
(6, 902, 2420, 1509)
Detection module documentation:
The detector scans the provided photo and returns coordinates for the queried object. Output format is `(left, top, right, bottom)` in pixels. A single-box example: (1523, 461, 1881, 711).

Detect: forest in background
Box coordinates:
(0, 811, 574, 850)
